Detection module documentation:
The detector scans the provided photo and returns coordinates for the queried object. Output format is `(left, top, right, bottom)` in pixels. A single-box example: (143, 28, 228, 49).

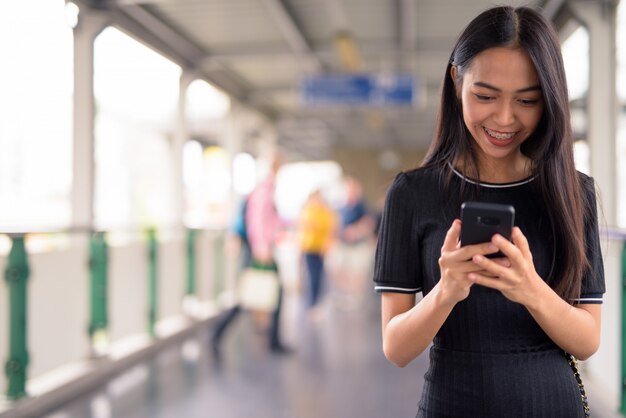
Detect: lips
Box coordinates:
(482, 126, 518, 147)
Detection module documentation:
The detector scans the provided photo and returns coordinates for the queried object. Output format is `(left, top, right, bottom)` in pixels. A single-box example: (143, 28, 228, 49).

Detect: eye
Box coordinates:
(474, 94, 493, 101)
(518, 98, 541, 106)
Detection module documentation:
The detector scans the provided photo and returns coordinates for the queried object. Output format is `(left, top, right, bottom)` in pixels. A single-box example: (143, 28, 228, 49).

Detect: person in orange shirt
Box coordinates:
(298, 189, 337, 316)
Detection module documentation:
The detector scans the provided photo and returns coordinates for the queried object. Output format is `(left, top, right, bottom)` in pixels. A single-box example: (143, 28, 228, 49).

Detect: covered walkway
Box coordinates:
(2, 1, 626, 417)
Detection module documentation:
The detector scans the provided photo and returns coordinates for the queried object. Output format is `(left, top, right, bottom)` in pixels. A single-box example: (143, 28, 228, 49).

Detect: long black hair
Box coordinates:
(422, 6, 589, 302)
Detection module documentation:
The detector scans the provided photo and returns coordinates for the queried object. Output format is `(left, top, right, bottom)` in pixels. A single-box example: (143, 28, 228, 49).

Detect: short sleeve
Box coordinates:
(373, 172, 423, 294)
(572, 176, 606, 305)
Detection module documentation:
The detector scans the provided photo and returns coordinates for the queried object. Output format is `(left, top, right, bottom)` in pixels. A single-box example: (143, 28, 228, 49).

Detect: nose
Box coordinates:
(494, 102, 515, 126)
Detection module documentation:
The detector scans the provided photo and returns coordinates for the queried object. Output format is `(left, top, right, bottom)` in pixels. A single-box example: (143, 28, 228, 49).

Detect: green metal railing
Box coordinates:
(147, 228, 158, 338)
(88, 232, 109, 353)
(186, 229, 197, 296)
(213, 234, 226, 300)
(1, 226, 227, 402)
(4, 236, 30, 400)
(621, 238, 626, 416)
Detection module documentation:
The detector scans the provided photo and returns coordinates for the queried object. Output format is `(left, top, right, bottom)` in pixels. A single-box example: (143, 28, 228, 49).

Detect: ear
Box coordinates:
(450, 65, 462, 100)
(450, 64, 458, 82)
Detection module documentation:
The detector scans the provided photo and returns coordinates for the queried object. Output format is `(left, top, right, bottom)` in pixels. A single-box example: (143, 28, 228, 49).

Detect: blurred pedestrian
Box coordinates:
(297, 189, 337, 320)
(211, 152, 292, 358)
(329, 176, 375, 307)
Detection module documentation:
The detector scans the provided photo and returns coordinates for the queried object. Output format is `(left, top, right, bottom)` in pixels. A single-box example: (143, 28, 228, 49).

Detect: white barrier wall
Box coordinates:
(196, 233, 218, 303)
(109, 243, 148, 342)
(28, 244, 90, 379)
(0, 255, 7, 397)
(158, 240, 185, 320)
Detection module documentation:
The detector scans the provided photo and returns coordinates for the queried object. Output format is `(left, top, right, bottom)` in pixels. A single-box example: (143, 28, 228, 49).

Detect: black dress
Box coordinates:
(373, 164, 605, 418)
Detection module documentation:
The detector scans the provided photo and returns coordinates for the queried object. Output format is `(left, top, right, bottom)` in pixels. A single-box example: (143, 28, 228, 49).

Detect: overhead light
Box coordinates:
(333, 31, 362, 72)
(65, 2, 79, 29)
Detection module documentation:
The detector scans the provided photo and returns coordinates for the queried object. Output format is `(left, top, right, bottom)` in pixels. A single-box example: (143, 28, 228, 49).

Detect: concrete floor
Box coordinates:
(42, 287, 622, 418)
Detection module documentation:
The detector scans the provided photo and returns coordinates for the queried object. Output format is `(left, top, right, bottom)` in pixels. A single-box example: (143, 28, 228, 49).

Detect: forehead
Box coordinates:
(464, 47, 541, 89)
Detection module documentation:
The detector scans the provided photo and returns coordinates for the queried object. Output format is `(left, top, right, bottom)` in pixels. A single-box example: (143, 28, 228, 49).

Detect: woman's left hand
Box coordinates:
(468, 227, 543, 306)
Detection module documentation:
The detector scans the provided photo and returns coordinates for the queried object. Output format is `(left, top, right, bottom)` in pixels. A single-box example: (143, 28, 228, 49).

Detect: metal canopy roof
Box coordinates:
(86, 0, 560, 158)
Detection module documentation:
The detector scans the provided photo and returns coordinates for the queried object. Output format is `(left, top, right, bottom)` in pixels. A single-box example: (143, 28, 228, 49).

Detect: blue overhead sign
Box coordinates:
(301, 74, 416, 106)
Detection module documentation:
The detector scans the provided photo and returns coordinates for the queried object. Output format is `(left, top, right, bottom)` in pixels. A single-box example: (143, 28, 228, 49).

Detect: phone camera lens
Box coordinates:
(479, 216, 500, 226)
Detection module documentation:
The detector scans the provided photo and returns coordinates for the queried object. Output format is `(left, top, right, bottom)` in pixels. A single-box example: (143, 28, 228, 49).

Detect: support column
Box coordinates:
(570, 0, 619, 226)
(72, 10, 108, 229)
(176, 72, 198, 315)
(173, 71, 196, 227)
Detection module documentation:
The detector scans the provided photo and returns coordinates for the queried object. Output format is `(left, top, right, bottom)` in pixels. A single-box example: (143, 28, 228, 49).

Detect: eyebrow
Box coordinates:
(473, 81, 542, 93)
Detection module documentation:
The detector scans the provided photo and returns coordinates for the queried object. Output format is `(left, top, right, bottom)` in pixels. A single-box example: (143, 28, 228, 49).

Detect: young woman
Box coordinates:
(373, 6, 605, 418)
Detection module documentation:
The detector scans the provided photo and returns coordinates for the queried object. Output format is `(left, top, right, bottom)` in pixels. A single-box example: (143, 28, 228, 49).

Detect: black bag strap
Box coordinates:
(565, 352, 590, 418)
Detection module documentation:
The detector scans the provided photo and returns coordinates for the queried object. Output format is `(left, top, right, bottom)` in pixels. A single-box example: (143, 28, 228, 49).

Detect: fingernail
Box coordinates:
(473, 255, 483, 262)
(487, 244, 497, 252)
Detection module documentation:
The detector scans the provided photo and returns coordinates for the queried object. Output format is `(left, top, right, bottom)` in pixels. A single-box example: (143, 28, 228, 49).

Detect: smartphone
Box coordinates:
(460, 201, 515, 258)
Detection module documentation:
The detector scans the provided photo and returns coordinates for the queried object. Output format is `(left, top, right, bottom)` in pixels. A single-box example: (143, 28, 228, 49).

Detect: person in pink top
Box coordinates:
(211, 152, 292, 358)
(245, 160, 282, 265)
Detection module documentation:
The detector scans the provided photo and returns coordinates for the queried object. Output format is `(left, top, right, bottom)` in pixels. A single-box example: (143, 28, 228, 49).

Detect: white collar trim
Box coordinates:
(448, 162, 536, 188)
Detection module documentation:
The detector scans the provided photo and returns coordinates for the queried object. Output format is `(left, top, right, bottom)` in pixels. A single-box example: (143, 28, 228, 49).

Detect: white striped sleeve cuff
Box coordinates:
(374, 285, 422, 294)
(570, 293, 603, 304)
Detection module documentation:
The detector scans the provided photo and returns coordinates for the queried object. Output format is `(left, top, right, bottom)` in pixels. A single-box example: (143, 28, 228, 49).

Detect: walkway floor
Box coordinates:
(43, 288, 621, 418)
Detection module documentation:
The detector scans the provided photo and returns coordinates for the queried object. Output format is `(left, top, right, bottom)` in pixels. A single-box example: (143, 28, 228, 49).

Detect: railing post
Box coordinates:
(213, 233, 225, 300)
(186, 229, 196, 296)
(621, 240, 626, 415)
(88, 231, 108, 356)
(147, 228, 158, 338)
(4, 235, 29, 400)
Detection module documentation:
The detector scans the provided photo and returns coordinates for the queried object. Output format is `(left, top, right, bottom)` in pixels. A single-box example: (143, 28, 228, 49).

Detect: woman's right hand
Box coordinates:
(438, 219, 509, 304)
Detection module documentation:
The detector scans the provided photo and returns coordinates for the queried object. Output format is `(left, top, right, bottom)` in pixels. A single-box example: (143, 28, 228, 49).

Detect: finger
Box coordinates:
(441, 219, 461, 252)
(471, 253, 510, 277)
(491, 234, 523, 264)
(468, 272, 505, 290)
(511, 227, 532, 260)
(455, 261, 497, 274)
(475, 269, 499, 278)
(458, 241, 500, 261)
(491, 257, 512, 268)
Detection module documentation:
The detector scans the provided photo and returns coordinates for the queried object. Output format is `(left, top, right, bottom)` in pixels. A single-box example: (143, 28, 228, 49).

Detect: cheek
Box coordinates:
(522, 108, 544, 131)
(461, 101, 485, 128)
(460, 90, 488, 128)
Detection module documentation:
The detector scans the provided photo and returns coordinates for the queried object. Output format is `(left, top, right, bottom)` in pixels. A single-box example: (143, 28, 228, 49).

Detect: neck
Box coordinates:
(456, 154, 532, 183)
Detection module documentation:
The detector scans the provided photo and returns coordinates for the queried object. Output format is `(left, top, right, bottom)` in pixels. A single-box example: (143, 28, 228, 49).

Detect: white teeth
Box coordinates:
(484, 127, 516, 140)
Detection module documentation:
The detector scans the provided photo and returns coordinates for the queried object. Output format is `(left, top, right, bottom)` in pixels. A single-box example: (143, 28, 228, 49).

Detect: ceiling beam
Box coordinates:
(117, 5, 205, 61)
(259, 0, 323, 72)
(394, 0, 417, 72)
(322, 0, 350, 30)
(542, 0, 566, 20)
(400, 0, 416, 51)
(201, 39, 454, 64)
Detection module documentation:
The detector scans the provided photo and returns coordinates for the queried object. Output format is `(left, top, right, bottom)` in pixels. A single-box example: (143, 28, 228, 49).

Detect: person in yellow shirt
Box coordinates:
(298, 189, 337, 316)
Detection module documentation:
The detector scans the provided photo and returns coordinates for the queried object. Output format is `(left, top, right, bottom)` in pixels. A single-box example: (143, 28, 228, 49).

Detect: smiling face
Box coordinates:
(454, 47, 544, 171)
